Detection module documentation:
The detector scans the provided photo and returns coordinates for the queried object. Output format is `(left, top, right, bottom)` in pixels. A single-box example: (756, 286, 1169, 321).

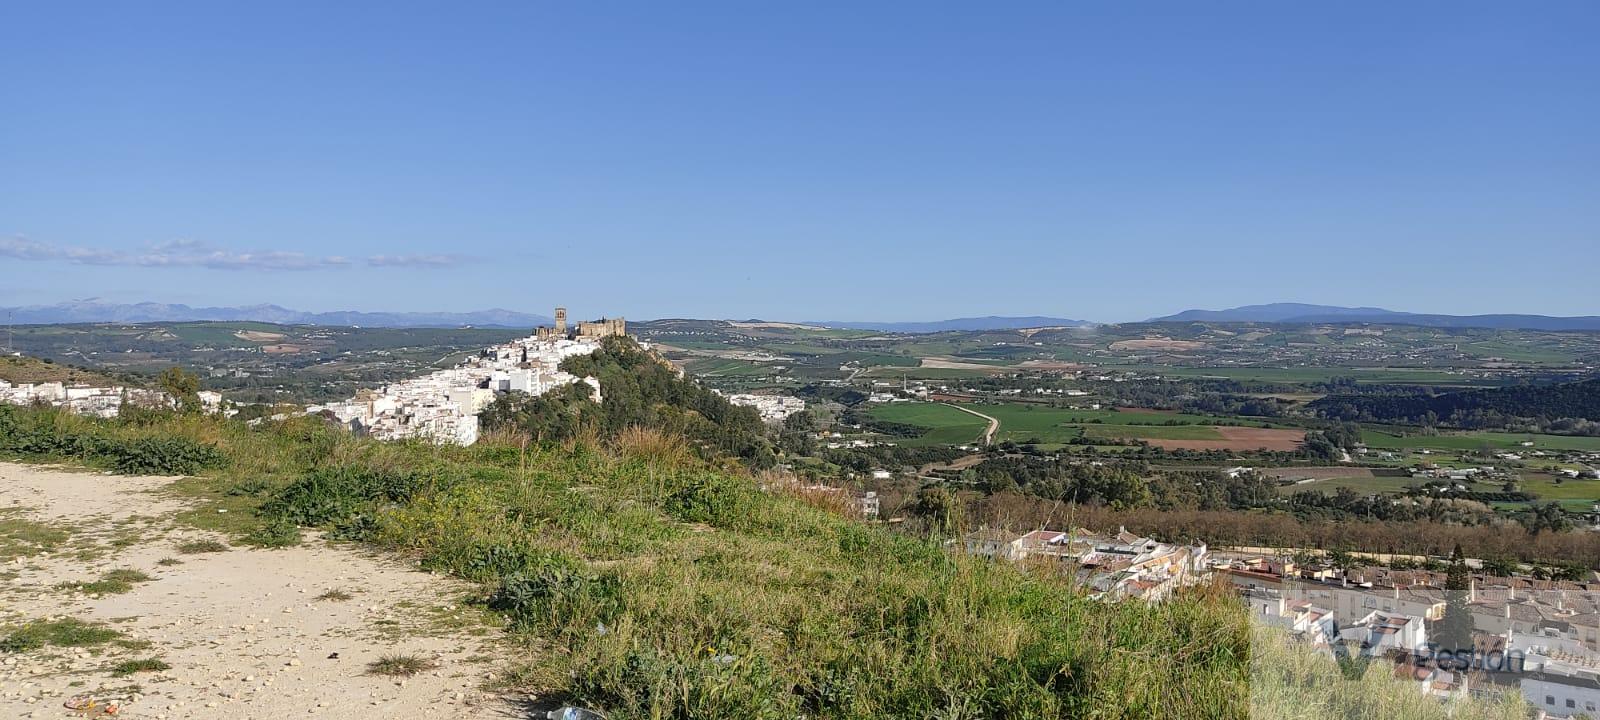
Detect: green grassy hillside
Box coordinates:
(0, 355, 127, 386)
(0, 404, 1250, 718)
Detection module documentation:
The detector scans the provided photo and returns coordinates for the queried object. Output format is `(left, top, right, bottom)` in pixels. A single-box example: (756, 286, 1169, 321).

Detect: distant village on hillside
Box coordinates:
(306, 307, 625, 445)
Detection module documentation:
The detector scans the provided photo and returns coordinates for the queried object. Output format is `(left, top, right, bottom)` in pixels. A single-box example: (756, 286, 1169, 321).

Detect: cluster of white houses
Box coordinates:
(306, 309, 622, 446)
(960, 528, 1600, 713)
(0, 378, 222, 418)
(963, 526, 1210, 602)
(721, 392, 806, 423)
(1224, 555, 1600, 714)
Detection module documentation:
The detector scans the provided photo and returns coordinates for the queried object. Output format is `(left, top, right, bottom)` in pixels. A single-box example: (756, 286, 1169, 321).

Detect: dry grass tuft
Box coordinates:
(612, 426, 692, 467)
(366, 653, 437, 676)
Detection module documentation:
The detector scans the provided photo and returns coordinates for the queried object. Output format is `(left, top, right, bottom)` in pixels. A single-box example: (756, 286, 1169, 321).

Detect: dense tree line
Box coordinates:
(1311, 378, 1600, 433)
(971, 493, 1600, 569)
(821, 444, 966, 474)
(794, 384, 866, 407)
(1299, 422, 1363, 461)
(963, 456, 1155, 509)
(951, 450, 1522, 529)
(1086, 379, 1293, 417)
(837, 407, 926, 438)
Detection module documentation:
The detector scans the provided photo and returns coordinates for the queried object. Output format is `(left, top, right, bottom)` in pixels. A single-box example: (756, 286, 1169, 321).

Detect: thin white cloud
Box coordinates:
(1, 237, 466, 271)
(366, 253, 468, 268)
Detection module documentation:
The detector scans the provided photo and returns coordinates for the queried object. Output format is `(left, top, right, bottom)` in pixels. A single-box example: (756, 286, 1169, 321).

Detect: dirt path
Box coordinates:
(940, 403, 999, 446)
(916, 453, 988, 476)
(0, 462, 522, 719)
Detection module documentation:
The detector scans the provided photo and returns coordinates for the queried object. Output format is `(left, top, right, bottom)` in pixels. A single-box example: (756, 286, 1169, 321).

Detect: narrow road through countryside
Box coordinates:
(940, 403, 999, 446)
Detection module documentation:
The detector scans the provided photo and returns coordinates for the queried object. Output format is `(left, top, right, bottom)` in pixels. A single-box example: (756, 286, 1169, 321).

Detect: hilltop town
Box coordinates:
(307, 308, 624, 445)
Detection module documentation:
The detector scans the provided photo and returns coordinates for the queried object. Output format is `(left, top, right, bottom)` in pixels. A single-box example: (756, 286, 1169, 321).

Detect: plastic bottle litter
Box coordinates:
(546, 707, 607, 720)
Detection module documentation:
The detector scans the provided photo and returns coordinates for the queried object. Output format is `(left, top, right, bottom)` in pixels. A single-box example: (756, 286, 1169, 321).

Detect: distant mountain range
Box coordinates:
(1151, 303, 1600, 331)
(0, 301, 553, 328)
(6, 300, 1598, 333)
(804, 316, 1093, 333)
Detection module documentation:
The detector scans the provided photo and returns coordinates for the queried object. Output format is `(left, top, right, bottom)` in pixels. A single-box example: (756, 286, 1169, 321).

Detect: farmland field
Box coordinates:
(1276, 475, 1416, 496)
(1361, 430, 1600, 452)
(869, 402, 1300, 449)
(1520, 473, 1600, 505)
(866, 402, 989, 446)
(957, 404, 1221, 443)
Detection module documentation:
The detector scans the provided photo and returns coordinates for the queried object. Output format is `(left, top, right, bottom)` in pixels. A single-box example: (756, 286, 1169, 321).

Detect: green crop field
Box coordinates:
(866, 402, 989, 446)
(948, 404, 1227, 445)
(871, 401, 1273, 447)
(1520, 473, 1600, 503)
(1361, 430, 1600, 452)
(686, 358, 773, 376)
(1276, 475, 1418, 496)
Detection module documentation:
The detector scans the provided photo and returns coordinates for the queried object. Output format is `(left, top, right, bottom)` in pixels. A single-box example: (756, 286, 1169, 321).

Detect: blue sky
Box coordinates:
(2, 2, 1596, 322)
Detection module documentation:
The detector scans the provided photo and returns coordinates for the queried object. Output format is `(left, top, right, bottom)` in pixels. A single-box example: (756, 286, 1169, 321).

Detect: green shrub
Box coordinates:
(59, 568, 153, 595)
(490, 554, 623, 630)
(107, 437, 225, 475)
(0, 407, 223, 475)
(111, 657, 170, 676)
(176, 539, 228, 554)
(572, 647, 795, 720)
(437, 542, 549, 583)
(664, 472, 756, 527)
(1, 618, 121, 652)
(242, 517, 301, 547)
(262, 465, 428, 528)
(225, 478, 275, 496)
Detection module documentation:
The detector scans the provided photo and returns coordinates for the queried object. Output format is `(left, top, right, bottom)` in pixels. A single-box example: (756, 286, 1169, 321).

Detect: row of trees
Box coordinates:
(1312, 378, 1600, 433)
(968, 493, 1600, 568)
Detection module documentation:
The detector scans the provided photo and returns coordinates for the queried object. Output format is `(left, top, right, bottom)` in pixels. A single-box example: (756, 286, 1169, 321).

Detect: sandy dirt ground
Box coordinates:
(1014, 360, 1085, 372)
(1107, 338, 1206, 352)
(1143, 427, 1305, 452)
(724, 321, 826, 330)
(0, 462, 524, 719)
(918, 357, 1004, 372)
(232, 331, 287, 343)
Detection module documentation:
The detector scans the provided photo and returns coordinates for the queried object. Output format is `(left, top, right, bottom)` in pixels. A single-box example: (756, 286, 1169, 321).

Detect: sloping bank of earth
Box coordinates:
(2, 406, 1251, 719)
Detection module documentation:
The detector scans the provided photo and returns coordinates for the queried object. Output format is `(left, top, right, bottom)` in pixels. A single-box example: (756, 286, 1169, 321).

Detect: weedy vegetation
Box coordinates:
(0, 510, 70, 562)
(366, 654, 438, 677)
(175, 539, 228, 554)
(1, 391, 1528, 717)
(0, 618, 123, 652)
(58, 568, 154, 595)
(0, 403, 1256, 718)
(110, 658, 171, 676)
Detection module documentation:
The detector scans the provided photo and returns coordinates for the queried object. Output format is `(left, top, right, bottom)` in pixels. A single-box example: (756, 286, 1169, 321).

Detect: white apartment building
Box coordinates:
(307, 333, 607, 446)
